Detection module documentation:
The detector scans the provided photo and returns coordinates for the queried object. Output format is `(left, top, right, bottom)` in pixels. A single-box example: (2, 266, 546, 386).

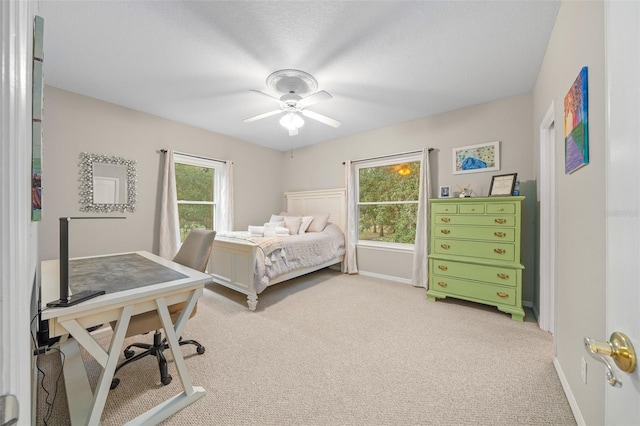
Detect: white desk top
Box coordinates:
(41, 250, 213, 332)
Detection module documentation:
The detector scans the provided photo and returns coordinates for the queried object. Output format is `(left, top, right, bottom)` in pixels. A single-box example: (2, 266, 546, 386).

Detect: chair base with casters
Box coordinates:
(109, 229, 217, 390)
(110, 330, 205, 389)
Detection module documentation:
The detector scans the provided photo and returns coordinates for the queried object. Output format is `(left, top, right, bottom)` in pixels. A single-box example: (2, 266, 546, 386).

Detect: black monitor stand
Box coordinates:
(46, 217, 125, 308)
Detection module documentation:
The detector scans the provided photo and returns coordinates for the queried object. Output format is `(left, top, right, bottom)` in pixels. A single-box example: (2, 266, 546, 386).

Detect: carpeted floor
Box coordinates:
(36, 269, 576, 425)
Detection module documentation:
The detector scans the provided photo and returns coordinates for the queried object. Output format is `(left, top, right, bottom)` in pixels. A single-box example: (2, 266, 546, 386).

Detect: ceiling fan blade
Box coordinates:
(301, 109, 342, 128)
(288, 127, 299, 136)
(243, 109, 282, 123)
(298, 90, 332, 107)
(250, 89, 282, 104)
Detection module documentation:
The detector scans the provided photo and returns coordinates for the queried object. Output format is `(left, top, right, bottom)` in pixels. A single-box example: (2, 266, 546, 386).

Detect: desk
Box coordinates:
(40, 251, 213, 425)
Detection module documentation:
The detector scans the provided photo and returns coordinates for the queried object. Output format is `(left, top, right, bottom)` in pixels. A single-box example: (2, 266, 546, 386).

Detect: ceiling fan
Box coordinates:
(243, 69, 342, 136)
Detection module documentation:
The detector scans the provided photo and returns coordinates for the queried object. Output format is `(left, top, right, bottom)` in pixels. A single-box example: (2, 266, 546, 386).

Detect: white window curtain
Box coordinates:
(343, 159, 359, 273)
(412, 147, 432, 288)
(218, 161, 234, 232)
(159, 149, 180, 259)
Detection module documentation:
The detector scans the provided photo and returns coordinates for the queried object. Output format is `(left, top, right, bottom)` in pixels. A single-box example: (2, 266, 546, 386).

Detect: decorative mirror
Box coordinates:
(79, 152, 137, 212)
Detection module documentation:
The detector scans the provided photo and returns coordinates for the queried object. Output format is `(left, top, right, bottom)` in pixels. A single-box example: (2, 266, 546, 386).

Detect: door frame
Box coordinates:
(1, 1, 36, 423)
(538, 101, 557, 336)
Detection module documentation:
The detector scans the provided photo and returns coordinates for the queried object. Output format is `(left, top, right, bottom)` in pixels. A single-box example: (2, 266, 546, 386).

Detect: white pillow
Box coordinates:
(307, 213, 330, 232)
(269, 214, 285, 223)
(266, 220, 285, 228)
(284, 216, 302, 235)
(298, 216, 314, 234)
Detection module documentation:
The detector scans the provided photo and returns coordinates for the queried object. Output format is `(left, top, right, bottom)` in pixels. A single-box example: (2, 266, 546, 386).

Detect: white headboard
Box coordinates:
(285, 188, 346, 233)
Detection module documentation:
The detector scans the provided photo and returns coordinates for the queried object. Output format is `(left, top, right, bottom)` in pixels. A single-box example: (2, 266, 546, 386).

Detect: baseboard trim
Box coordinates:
(531, 304, 541, 321)
(553, 356, 584, 426)
(357, 270, 412, 285)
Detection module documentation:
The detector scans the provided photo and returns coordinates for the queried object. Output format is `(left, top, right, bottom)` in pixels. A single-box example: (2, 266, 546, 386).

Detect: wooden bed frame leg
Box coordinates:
(247, 295, 257, 311)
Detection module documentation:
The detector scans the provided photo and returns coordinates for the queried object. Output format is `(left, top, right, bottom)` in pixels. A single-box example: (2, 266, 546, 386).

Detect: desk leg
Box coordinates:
(58, 336, 94, 426)
(60, 305, 133, 425)
(125, 290, 205, 425)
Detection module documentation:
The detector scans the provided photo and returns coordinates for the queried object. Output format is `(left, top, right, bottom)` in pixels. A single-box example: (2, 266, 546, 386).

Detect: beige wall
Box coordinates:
(43, 78, 545, 309)
(40, 86, 284, 260)
(533, 1, 605, 424)
(283, 93, 537, 302)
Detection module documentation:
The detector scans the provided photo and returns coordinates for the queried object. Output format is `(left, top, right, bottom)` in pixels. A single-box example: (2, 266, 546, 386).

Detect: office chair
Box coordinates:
(110, 229, 216, 389)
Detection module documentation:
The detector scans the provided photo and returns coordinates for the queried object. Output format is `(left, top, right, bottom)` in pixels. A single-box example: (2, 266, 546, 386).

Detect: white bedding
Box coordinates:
(217, 223, 345, 293)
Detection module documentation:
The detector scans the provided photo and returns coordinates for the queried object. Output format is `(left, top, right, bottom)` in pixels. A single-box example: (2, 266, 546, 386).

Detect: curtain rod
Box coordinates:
(160, 149, 227, 164)
(342, 148, 434, 165)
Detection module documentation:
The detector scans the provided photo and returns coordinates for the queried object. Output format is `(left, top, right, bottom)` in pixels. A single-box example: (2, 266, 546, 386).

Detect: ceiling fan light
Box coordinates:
(280, 112, 304, 130)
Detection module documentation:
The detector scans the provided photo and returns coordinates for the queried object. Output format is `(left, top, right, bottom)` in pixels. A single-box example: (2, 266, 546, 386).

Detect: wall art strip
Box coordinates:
(564, 66, 589, 174)
(31, 15, 44, 221)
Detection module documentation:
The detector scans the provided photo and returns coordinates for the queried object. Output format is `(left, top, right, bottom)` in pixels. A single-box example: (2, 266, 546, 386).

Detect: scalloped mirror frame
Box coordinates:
(78, 152, 137, 213)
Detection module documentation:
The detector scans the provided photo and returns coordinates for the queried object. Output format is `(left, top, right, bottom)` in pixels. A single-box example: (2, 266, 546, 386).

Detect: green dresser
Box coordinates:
(427, 196, 525, 321)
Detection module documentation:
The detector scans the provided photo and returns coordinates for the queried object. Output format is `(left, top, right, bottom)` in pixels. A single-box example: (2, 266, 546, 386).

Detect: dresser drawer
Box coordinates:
(433, 204, 458, 214)
(434, 225, 515, 242)
(459, 204, 485, 214)
(433, 239, 515, 261)
(434, 215, 515, 227)
(487, 203, 516, 214)
(430, 259, 517, 286)
(430, 276, 517, 307)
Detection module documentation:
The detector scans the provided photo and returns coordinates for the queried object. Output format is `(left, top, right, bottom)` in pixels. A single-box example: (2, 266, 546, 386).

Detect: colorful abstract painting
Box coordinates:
(453, 141, 500, 175)
(32, 16, 44, 221)
(564, 67, 589, 174)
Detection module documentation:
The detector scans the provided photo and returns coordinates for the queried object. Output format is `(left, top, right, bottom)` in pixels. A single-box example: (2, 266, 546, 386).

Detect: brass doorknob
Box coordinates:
(584, 332, 636, 387)
(587, 332, 636, 373)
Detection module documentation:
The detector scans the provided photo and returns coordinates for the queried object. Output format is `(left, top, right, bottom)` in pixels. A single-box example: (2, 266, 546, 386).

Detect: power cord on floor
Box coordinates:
(31, 308, 64, 426)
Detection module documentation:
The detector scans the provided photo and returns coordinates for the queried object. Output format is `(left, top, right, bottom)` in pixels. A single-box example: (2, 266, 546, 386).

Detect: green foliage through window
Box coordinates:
(175, 162, 215, 242)
(358, 161, 420, 244)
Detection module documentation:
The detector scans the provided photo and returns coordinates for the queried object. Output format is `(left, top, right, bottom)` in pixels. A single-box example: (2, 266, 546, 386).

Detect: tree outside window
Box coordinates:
(174, 155, 221, 242)
(357, 159, 420, 245)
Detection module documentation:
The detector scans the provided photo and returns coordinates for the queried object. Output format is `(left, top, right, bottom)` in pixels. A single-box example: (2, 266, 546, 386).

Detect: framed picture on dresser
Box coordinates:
(439, 186, 451, 198)
(488, 173, 517, 196)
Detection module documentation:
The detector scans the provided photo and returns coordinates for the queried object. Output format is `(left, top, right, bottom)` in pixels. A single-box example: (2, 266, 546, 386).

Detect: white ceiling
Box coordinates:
(38, 1, 560, 152)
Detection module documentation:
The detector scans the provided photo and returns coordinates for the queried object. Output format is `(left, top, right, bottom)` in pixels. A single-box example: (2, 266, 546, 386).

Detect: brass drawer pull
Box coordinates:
(497, 292, 509, 298)
(497, 273, 510, 280)
(438, 281, 448, 288)
(494, 248, 505, 254)
(494, 232, 505, 238)
(441, 244, 450, 250)
(495, 218, 506, 224)
(498, 207, 504, 211)
(441, 217, 451, 223)
(470, 208, 475, 211)
(440, 229, 451, 235)
(438, 265, 448, 271)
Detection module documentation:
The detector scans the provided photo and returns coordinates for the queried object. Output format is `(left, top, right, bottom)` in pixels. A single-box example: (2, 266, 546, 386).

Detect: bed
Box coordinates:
(208, 188, 346, 310)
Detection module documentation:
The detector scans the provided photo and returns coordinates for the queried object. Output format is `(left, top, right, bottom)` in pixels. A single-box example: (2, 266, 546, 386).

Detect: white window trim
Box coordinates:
(354, 152, 422, 248)
(357, 241, 415, 253)
(173, 153, 223, 231)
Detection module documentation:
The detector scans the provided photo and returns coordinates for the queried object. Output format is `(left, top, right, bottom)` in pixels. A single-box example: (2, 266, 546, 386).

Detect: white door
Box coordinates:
(604, 2, 640, 423)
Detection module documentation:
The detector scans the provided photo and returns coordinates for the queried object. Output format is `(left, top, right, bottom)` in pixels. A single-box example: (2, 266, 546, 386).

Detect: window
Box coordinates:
(174, 154, 223, 242)
(356, 154, 421, 246)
